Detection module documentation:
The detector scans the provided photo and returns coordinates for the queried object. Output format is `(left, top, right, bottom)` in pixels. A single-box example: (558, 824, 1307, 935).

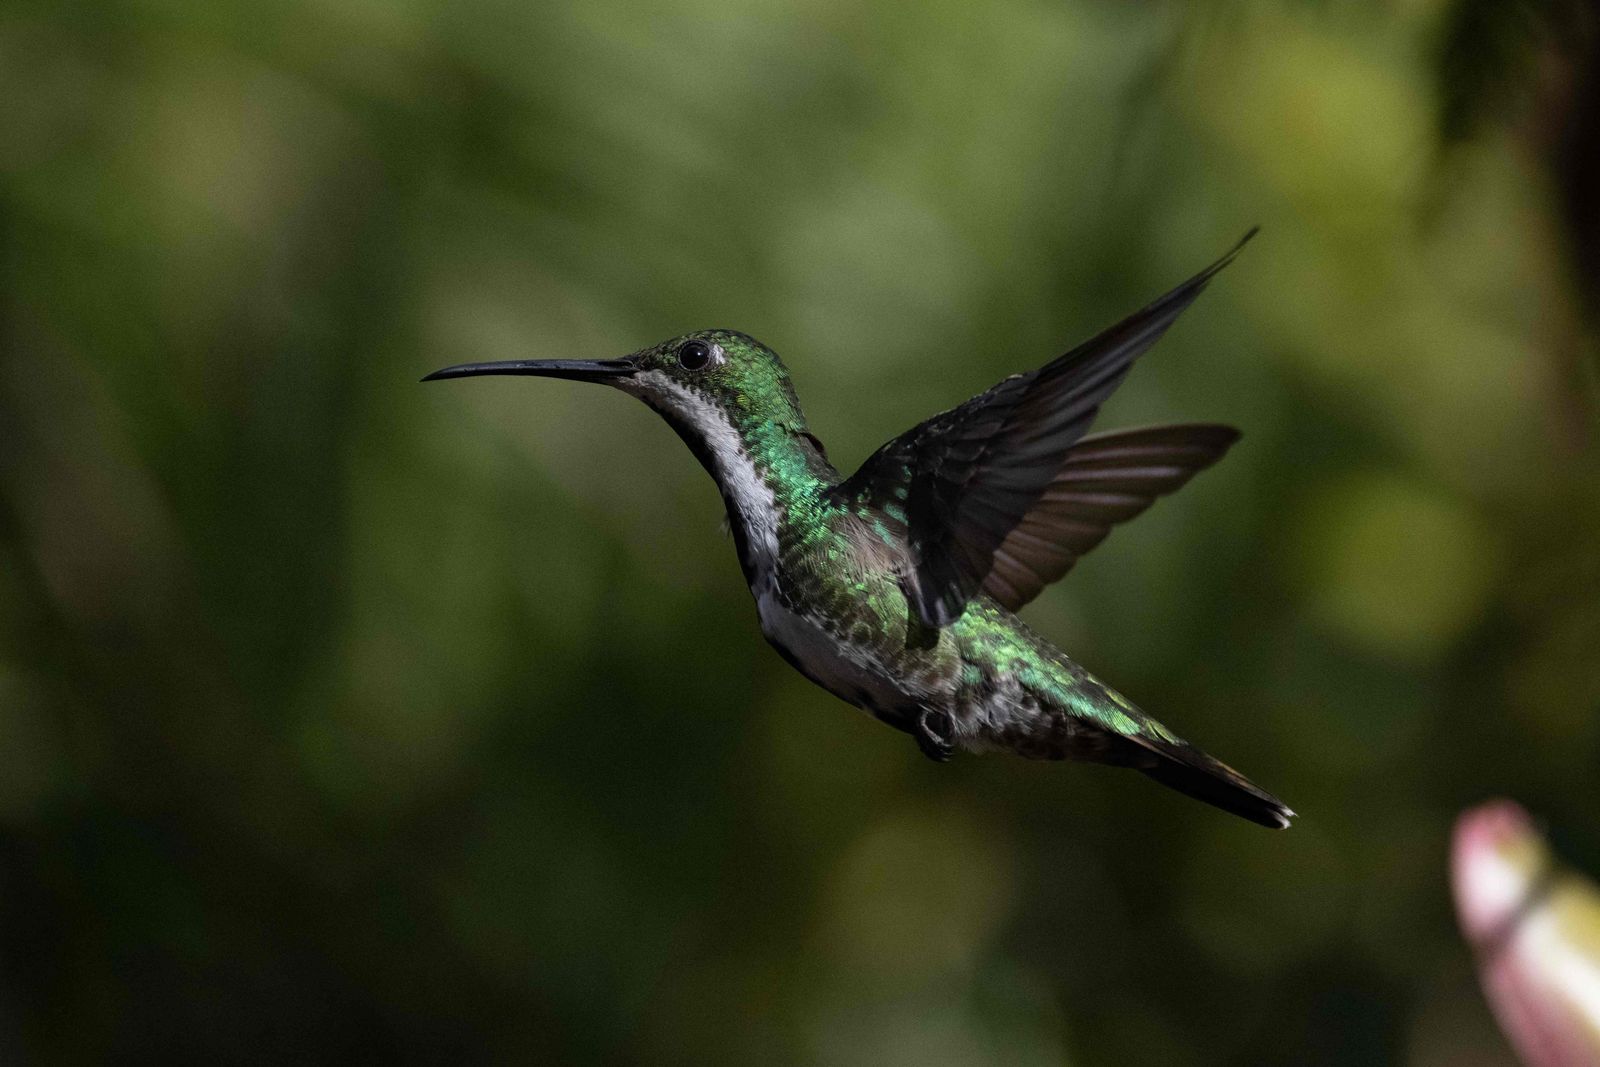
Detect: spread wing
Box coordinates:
(836, 229, 1255, 628)
(980, 423, 1239, 611)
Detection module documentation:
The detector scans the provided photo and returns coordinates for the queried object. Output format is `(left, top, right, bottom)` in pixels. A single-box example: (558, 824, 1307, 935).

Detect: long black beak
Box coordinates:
(421, 358, 637, 383)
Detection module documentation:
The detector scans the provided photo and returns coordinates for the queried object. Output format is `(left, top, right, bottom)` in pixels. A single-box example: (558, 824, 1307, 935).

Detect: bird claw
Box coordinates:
(914, 709, 955, 762)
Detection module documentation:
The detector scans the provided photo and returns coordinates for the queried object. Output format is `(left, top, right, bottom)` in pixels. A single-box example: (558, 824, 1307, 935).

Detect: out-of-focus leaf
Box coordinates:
(1452, 800, 1600, 1067)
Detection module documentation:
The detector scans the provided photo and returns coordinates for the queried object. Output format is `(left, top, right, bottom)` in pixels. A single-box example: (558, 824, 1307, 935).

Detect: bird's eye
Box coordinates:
(677, 339, 712, 371)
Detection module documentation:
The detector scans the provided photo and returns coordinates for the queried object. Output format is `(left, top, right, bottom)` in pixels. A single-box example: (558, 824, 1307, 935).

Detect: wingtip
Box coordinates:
(1197, 225, 1260, 282)
(1131, 227, 1260, 320)
(1186, 422, 1244, 448)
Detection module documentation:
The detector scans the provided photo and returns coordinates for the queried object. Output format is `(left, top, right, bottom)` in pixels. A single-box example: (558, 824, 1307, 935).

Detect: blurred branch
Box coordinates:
(1436, 0, 1600, 358)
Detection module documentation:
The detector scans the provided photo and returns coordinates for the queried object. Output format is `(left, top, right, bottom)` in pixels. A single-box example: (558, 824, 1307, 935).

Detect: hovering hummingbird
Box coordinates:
(425, 230, 1293, 829)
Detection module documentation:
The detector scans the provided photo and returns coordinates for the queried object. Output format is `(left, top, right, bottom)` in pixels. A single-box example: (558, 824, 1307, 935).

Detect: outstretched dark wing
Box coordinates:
(836, 229, 1255, 628)
(980, 423, 1239, 611)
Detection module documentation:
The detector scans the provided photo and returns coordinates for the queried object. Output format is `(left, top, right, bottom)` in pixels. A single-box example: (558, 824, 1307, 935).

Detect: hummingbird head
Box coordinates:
(426, 330, 834, 578)
(424, 328, 812, 440)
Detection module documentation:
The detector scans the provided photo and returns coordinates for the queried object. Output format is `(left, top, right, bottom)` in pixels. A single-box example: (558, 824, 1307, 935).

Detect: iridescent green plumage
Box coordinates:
(425, 233, 1294, 829)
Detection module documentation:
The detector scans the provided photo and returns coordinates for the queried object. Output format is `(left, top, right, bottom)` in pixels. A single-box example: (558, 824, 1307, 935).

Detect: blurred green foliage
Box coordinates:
(1, 0, 1597, 1063)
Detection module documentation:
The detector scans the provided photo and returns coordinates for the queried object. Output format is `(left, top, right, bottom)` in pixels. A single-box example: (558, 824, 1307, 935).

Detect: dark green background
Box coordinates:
(2, 1, 1596, 1063)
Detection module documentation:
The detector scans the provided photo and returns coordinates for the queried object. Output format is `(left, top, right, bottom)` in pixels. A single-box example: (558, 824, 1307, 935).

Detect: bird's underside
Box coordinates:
(759, 519, 1294, 831)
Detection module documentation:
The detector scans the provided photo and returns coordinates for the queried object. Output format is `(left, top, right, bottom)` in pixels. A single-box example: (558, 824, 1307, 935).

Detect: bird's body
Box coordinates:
(634, 368, 1156, 757)
(426, 232, 1294, 829)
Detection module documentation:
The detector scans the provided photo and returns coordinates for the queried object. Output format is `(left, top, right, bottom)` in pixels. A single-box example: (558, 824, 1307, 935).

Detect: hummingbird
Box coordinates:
(424, 230, 1293, 829)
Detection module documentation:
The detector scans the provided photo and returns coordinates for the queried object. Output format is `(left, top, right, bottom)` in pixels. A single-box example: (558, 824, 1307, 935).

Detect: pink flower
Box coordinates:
(1452, 801, 1600, 1067)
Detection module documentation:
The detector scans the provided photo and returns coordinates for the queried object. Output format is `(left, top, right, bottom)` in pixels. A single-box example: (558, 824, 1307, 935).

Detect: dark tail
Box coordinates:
(1123, 735, 1295, 830)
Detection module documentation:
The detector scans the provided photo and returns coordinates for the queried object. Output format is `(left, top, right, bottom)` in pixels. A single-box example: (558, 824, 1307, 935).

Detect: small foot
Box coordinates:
(914, 709, 955, 763)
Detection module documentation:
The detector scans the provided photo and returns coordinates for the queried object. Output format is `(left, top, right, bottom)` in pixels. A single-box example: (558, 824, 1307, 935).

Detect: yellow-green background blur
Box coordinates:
(2, 1, 1596, 1063)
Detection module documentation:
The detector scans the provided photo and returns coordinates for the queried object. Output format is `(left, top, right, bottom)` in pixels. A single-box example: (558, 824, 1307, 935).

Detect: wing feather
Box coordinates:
(977, 423, 1240, 610)
(835, 230, 1256, 626)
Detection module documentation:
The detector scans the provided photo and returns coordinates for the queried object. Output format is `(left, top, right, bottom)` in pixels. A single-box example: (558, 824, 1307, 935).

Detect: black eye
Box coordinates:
(677, 339, 712, 370)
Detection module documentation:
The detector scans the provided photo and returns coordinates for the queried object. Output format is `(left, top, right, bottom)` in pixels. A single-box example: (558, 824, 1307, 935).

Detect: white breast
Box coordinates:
(623, 371, 910, 717)
(754, 588, 911, 714)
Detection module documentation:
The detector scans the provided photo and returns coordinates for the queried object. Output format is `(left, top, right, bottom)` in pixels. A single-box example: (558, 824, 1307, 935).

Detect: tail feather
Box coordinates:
(1122, 735, 1294, 830)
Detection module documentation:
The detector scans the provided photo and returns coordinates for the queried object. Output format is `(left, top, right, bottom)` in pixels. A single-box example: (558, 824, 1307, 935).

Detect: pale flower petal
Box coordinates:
(1452, 801, 1600, 1067)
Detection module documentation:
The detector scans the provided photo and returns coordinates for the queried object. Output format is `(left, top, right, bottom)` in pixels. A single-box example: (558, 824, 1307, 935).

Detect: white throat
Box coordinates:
(622, 371, 781, 586)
